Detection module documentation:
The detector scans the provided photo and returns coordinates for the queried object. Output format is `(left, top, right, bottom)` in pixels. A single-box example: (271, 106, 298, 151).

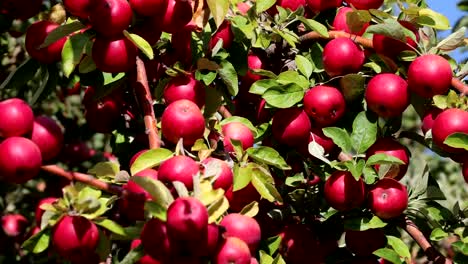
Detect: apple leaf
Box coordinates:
(452, 241, 468, 255)
(78, 55, 96, 73)
(22, 227, 50, 254)
(265, 235, 282, 255)
(239, 201, 260, 218)
(444, 132, 468, 151)
(199, 186, 224, 207)
(263, 83, 304, 109)
(434, 27, 466, 52)
(249, 79, 279, 95)
(295, 55, 313, 79)
(351, 111, 378, 154)
(233, 164, 254, 191)
(144, 201, 167, 221)
(88, 161, 120, 181)
(131, 177, 174, 208)
(373, 248, 403, 264)
(256, 0, 276, 13)
(246, 146, 291, 170)
(123, 31, 154, 60)
(387, 236, 411, 262)
(417, 8, 451, 30)
(366, 18, 416, 43)
(339, 74, 366, 102)
(346, 10, 371, 34)
(285, 173, 305, 187)
(297, 17, 329, 38)
(277, 70, 310, 89)
(206, 0, 229, 27)
(218, 60, 239, 96)
(0, 58, 40, 91)
(172, 181, 189, 197)
(130, 148, 173, 176)
(363, 166, 378, 184)
(40, 20, 86, 48)
(208, 196, 229, 223)
(322, 127, 352, 153)
(251, 166, 283, 203)
(343, 159, 365, 180)
(430, 228, 449, 241)
(61, 33, 90, 77)
(344, 216, 387, 231)
(118, 243, 145, 264)
(220, 116, 258, 137)
(366, 153, 405, 166)
(94, 218, 127, 237)
(308, 141, 331, 164)
(259, 251, 274, 264)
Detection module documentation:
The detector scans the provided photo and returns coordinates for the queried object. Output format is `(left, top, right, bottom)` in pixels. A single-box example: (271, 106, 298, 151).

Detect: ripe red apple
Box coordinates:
(25, 20, 67, 64)
(158, 155, 200, 190)
(141, 218, 172, 262)
(0, 98, 34, 138)
(89, 0, 132, 38)
(202, 157, 233, 191)
(304, 85, 346, 126)
(51, 215, 100, 263)
(373, 21, 419, 59)
(432, 108, 468, 153)
(220, 213, 261, 253)
(368, 178, 408, 219)
(171, 23, 195, 65)
(1, 214, 28, 237)
(225, 183, 260, 212)
(61, 140, 94, 165)
(92, 35, 137, 73)
(35, 197, 58, 225)
(206, 223, 221, 256)
(0, 137, 42, 184)
(332, 7, 369, 35)
(272, 107, 311, 147)
(275, 0, 306, 11)
(161, 99, 205, 146)
(209, 20, 234, 50)
(222, 122, 255, 152)
(241, 54, 264, 87)
(152, 0, 193, 33)
(31, 116, 64, 161)
(129, 0, 167, 17)
(85, 95, 122, 133)
(346, 0, 384, 9)
(366, 137, 410, 181)
(130, 239, 161, 264)
(63, 0, 91, 19)
(365, 73, 410, 118)
(407, 54, 453, 98)
(120, 170, 158, 221)
(322, 37, 365, 77)
(324, 171, 366, 211)
(213, 237, 252, 264)
(1, 0, 42, 20)
(306, 0, 342, 13)
(345, 228, 387, 256)
(421, 107, 443, 135)
(163, 74, 206, 108)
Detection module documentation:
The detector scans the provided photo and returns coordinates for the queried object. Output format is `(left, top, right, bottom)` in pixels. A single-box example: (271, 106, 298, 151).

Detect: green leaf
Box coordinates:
(308, 141, 331, 164)
(218, 60, 239, 96)
(297, 17, 329, 37)
(208, 196, 229, 222)
(145, 201, 168, 221)
(277, 71, 309, 89)
(295, 55, 313, 79)
(366, 153, 405, 166)
(88, 162, 120, 180)
(95, 218, 127, 237)
(61, 33, 90, 77)
(251, 166, 282, 203)
(430, 228, 449, 241)
(130, 148, 173, 175)
(339, 74, 366, 102)
(265, 235, 282, 255)
(123, 31, 154, 59)
(31, 64, 59, 105)
(239, 201, 260, 218)
(21, 228, 50, 254)
(322, 127, 352, 153)
(363, 166, 378, 184)
(452, 241, 468, 255)
(366, 18, 416, 42)
(417, 8, 451, 30)
(344, 159, 365, 180)
(346, 10, 372, 34)
(233, 164, 254, 191)
(220, 116, 258, 137)
(40, 21, 86, 48)
(206, 0, 229, 27)
(444, 132, 468, 151)
(273, 28, 300, 48)
(131, 177, 174, 208)
(246, 146, 291, 170)
(249, 79, 279, 95)
(256, 0, 276, 13)
(433, 95, 448, 110)
(260, 250, 274, 264)
(373, 248, 403, 264)
(351, 111, 378, 154)
(387, 236, 411, 262)
(119, 244, 145, 264)
(344, 216, 387, 231)
(262, 83, 304, 108)
(434, 27, 466, 52)
(285, 173, 305, 187)
(0, 58, 40, 91)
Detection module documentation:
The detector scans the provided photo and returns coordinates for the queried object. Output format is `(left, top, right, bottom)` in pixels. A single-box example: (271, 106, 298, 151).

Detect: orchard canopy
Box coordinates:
(0, 0, 468, 264)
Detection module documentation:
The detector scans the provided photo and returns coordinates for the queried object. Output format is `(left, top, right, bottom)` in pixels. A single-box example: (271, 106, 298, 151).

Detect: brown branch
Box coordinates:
(451, 77, 468, 95)
(41, 165, 123, 195)
(135, 57, 161, 149)
(218, 105, 233, 118)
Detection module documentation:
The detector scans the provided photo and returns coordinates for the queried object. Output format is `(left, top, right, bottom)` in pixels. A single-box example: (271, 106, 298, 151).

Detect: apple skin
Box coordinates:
(120, 170, 158, 221)
(171, 23, 195, 65)
(225, 183, 260, 212)
(141, 218, 172, 262)
(432, 108, 468, 153)
(130, 239, 161, 264)
(63, 0, 91, 19)
(166, 197, 208, 241)
(372, 21, 418, 59)
(366, 137, 410, 181)
(421, 107, 443, 135)
(92, 35, 137, 73)
(31, 116, 64, 161)
(365, 73, 410, 118)
(61, 140, 94, 165)
(276, 0, 306, 11)
(158, 155, 200, 190)
(345, 228, 387, 256)
(241, 54, 264, 87)
(129, 0, 167, 17)
(209, 20, 234, 50)
(161, 99, 206, 146)
(1, 214, 28, 238)
(0, 98, 34, 138)
(0, 137, 42, 184)
(324, 171, 366, 211)
(51, 215, 100, 263)
(222, 122, 255, 152)
(220, 213, 261, 253)
(346, 0, 384, 9)
(25, 20, 67, 64)
(272, 107, 311, 147)
(89, 0, 132, 38)
(35, 197, 58, 225)
(333, 7, 369, 35)
(84, 94, 123, 133)
(304, 85, 346, 126)
(201, 157, 233, 191)
(462, 161, 468, 184)
(368, 178, 408, 219)
(306, 0, 342, 13)
(407, 54, 453, 98)
(1, 0, 43, 20)
(152, 0, 193, 33)
(213, 237, 252, 264)
(322, 37, 365, 77)
(163, 74, 206, 108)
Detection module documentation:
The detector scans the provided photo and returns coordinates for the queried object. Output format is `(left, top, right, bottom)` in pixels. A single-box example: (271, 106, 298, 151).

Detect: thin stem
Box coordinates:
(218, 105, 233, 118)
(451, 77, 468, 95)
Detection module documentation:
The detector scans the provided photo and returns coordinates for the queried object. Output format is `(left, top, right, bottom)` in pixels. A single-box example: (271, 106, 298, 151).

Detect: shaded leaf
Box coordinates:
(246, 146, 291, 170)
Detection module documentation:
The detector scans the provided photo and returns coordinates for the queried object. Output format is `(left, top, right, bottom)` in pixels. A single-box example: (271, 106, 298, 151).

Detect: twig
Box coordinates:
(134, 57, 161, 149)
(41, 165, 123, 195)
(451, 78, 468, 95)
(218, 105, 233, 118)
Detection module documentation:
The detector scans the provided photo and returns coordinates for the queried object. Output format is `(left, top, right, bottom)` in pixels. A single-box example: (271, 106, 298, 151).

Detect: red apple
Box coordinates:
(92, 35, 137, 73)
(35, 197, 58, 225)
(407, 54, 453, 98)
(0, 137, 42, 184)
(345, 228, 387, 256)
(346, 0, 384, 9)
(132, 20, 162, 46)
(202, 157, 233, 191)
(89, 0, 132, 38)
(225, 183, 260, 212)
(421, 107, 443, 135)
(365, 73, 410, 118)
(120, 170, 158, 221)
(161, 99, 206, 146)
(0, 98, 34, 138)
(1, 214, 28, 237)
(432, 108, 468, 153)
(368, 178, 408, 219)
(163, 74, 206, 108)
(366, 137, 410, 181)
(25, 20, 67, 64)
(304, 85, 346, 126)
(171, 23, 195, 65)
(63, 0, 91, 19)
(152, 0, 193, 33)
(1, 0, 43, 20)
(129, 0, 167, 17)
(61, 140, 94, 165)
(322, 37, 365, 77)
(222, 122, 255, 152)
(241, 54, 264, 87)
(31, 116, 64, 161)
(272, 107, 311, 147)
(275, 0, 306, 11)
(332, 7, 369, 35)
(213, 237, 252, 264)
(324, 171, 366, 211)
(130, 239, 161, 264)
(306, 0, 342, 13)
(85, 94, 122, 133)
(158, 155, 200, 190)
(141, 218, 172, 262)
(220, 213, 261, 253)
(373, 21, 419, 59)
(209, 20, 234, 50)
(206, 223, 221, 256)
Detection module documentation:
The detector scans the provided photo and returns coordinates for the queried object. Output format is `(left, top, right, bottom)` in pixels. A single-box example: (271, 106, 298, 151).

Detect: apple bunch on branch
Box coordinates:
(0, 0, 467, 263)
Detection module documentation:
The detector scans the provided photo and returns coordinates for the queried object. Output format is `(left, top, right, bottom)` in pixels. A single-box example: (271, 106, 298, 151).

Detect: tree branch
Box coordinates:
(134, 57, 161, 149)
(451, 77, 468, 95)
(218, 105, 233, 118)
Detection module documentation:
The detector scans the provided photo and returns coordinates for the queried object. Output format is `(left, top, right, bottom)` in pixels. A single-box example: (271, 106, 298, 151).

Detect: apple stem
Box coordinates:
(134, 56, 161, 149)
(41, 165, 123, 195)
(218, 105, 233, 118)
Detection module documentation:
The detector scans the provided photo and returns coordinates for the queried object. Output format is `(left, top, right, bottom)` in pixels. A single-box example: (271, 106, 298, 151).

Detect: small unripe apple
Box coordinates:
(153, 0, 193, 33)
(304, 85, 346, 126)
(368, 178, 408, 219)
(130, 239, 161, 264)
(89, 0, 132, 38)
(161, 99, 206, 146)
(129, 0, 167, 17)
(432, 108, 468, 153)
(421, 107, 443, 135)
(213, 237, 252, 264)
(209, 20, 234, 50)
(324, 171, 366, 211)
(202, 158, 233, 191)
(0, 98, 34, 138)
(345, 228, 387, 256)
(163, 74, 206, 108)
(306, 0, 342, 13)
(158, 155, 200, 190)
(272, 107, 311, 147)
(63, 0, 91, 19)
(365, 73, 410, 118)
(220, 213, 261, 253)
(323, 37, 365, 77)
(92, 35, 137, 73)
(31, 116, 64, 161)
(366, 137, 410, 181)
(222, 122, 255, 152)
(346, 0, 384, 10)
(35, 197, 58, 225)
(373, 21, 418, 59)
(1, 214, 28, 238)
(141, 218, 172, 262)
(333, 7, 369, 35)
(25, 20, 67, 64)
(407, 54, 453, 98)
(0, 137, 42, 184)
(1, 0, 43, 20)
(225, 183, 260, 212)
